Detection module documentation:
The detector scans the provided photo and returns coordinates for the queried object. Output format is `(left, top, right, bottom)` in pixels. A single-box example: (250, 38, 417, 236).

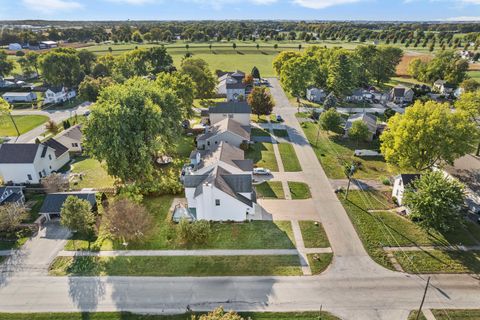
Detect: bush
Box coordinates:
(177, 218, 211, 245)
(381, 177, 391, 186)
(239, 141, 249, 151)
(15, 50, 25, 57)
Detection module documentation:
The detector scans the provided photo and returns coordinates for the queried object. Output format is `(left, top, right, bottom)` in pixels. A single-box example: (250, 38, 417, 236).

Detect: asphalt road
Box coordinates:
(0, 82, 479, 319)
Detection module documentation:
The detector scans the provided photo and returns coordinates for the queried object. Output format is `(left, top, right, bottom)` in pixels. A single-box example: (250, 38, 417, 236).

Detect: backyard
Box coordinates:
(0, 115, 49, 136)
(69, 156, 116, 190)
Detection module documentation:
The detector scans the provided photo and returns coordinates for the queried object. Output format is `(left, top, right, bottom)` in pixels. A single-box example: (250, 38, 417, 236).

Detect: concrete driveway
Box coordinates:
(258, 199, 319, 220)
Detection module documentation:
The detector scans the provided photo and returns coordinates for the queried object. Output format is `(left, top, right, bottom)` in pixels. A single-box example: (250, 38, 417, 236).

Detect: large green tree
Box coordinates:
(78, 76, 115, 102)
(0, 50, 14, 77)
(156, 72, 196, 118)
(408, 51, 469, 85)
(247, 86, 275, 119)
(83, 77, 185, 184)
(272, 51, 301, 75)
(455, 90, 480, 155)
(280, 55, 317, 97)
(348, 121, 370, 144)
(404, 170, 465, 233)
(180, 58, 216, 99)
(319, 108, 342, 134)
(380, 101, 477, 171)
(60, 196, 95, 237)
(39, 48, 81, 87)
(327, 51, 355, 96)
(77, 49, 97, 75)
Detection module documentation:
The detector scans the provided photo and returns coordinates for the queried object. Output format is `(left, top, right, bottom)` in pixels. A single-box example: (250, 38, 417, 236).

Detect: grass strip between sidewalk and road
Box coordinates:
(0, 311, 341, 320)
(307, 253, 333, 275)
(49, 255, 303, 276)
(278, 143, 301, 172)
(288, 182, 311, 199)
(393, 250, 480, 274)
(299, 221, 330, 248)
(409, 309, 480, 320)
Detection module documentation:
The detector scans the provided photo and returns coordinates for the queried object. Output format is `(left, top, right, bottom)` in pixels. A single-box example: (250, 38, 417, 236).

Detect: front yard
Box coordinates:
(299, 221, 329, 248)
(288, 182, 311, 199)
(245, 142, 279, 172)
(255, 181, 285, 199)
(0, 115, 49, 136)
(278, 143, 301, 172)
(301, 122, 402, 179)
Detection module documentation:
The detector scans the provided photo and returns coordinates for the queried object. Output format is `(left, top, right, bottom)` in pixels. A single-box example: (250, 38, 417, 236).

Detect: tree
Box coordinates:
(192, 307, 245, 320)
(404, 171, 465, 233)
(380, 101, 477, 171)
(83, 78, 185, 184)
(77, 49, 97, 75)
(25, 51, 40, 76)
(455, 90, 480, 155)
(45, 120, 59, 135)
(41, 173, 69, 193)
(132, 30, 143, 43)
(177, 218, 211, 245)
(0, 50, 14, 77)
(39, 48, 81, 87)
(78, 76, 115, 102)
(60, 196, 95, 238)
(327, 51, 355, 96)
(460, 78, 480, 93)
(156, 72, 196, 118)
(232, 42, 237, 51)
(0, 204, 27, 233)
(372, 46, 403, 85)
(104, 198, 153, 246)
(272, 51, 300, 75)
(323, 92, 337, 110)
(247, 86, 275, 120)
(409, 51, 469, 85)
(243, 73, 254, 85)
(251, 66, 261, 79)
(280, 55, 317, 97)
(180, 58, 216, 99)
(320, 108, 342, 134)
(343, 162, 358, 199)
(348, 121, 370, 144)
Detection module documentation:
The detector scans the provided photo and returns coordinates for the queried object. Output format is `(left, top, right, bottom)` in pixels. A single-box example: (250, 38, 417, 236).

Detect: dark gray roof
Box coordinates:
(214, 167, 253, 207)
(399, 174, 421, 186)
(232, 159, 254, 172)
(222, 174, 253, 193)
(184, 174, 210, 188)
(392, 87, 405, 97)
(43, 138, 69, 158)
(226, 82, 247, 90)
(198, 118, 251, 141)
(209, 102, 251, 114)
(40, 192, 96, 214)
(0, 186, 24, 204)
(0, 144, 40, 164)
(56, 124, 82, 141)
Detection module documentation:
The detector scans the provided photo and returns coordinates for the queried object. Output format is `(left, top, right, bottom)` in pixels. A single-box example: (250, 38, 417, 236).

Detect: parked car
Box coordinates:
(253, 168, 271, 175)
(276, 115, 284, 122)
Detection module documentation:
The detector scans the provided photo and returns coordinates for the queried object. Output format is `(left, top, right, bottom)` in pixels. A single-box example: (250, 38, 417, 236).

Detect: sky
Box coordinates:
(0, 0, 480, 21)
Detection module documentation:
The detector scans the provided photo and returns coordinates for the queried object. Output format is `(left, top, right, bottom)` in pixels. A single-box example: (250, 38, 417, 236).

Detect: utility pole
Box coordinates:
(415, 276, 431, 320)
(344, 162, 357, 200)
(9, 112, 20, 138)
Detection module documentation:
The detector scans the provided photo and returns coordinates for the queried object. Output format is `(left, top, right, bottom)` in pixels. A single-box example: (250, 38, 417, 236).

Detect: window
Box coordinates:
(72, 143, 79, 147)
(215, 199, 220, 206)
(48, 154, 52, 160)
(38, 172, 42, 178)
(27, 174, 32, 181)
(207, 141, 210, 146)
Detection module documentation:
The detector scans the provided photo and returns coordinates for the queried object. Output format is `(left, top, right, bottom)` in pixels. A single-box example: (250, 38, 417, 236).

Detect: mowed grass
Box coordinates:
(0, 115, 49, 136)
(245, 142, 279, 172)
(49, 255, 303, 276)
(251, 127, 271, 137)
(468, 70, 480, 82)
(393, 250, 480, 274)
(0, 237, 29, 251)
(70, 156, 116, 189)
(432, 309, 480, 320)
(341, 190, 480, 271)
(299, 221, 330, 248)
(65, 195, 296, 251)
(278, 143, 302, 172)
(288, 182, 311, 200)
(0, 311, 341, 320)
(301, 122, 402, 179)
(255, 181, 285, 199)
(307, 253, 333, 275)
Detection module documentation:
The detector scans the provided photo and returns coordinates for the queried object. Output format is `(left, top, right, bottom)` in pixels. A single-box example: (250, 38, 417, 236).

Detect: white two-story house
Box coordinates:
(43, 87, 76, 105)
(208, 102, 251, 126)
(0, 140, 70, 184)
(196, 118, 250, 150)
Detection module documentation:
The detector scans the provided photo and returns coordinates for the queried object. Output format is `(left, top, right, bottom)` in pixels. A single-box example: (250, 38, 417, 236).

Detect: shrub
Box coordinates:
(381, 177, 391, 186)
(177, 218, 211, 245)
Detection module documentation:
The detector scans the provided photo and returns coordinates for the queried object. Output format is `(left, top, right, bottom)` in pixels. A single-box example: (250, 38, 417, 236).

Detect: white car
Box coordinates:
(253, 168, 271, 175)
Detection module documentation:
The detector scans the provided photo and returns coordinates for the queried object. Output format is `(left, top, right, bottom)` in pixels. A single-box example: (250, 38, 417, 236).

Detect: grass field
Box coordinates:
(278, 143, 302, 172)
(288, 182, 311, 200)
(255, 181, 285, 199)
(307, 253, 333, 275)
(468, 70, 480, 82)
(65, 195, 296, 251)
(0, 115, 49, 136)
(49, 255, 303, 276)
(301, 122, 403, 179)
(70, 156, 116, 189)
(394, 250, 480, 274)
(245, 142, 279, 172)
(299, 221, 330, 248)
(0, 311, 340, 320)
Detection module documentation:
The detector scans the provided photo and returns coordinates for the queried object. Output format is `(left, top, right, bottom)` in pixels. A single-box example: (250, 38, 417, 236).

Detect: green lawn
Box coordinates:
(307, 253, 333, 275)
(432, 309, 480, 320)
(341, 190, 480, 271)
(0, 311, 340, 320)
(0, 115, 49, 136)
(278, 143, 301, 172)
(394, 250, 480, 274)
(255, 181, 285, 199)
(288, 182, 311, 200)
(273, 129, 289, 138)
(299, 221, 330, 248)
(300, 122, 403, 179)
(23, 194, 45, 223)
(245, 142, 279, 172)
(0, 237, 28, 250)
(49, 255, 303, 276)
(468, 70, 480, 82)
(65, 195, 295, 250)
(251, 128, 271, 137)
(70, 156, 116, 189)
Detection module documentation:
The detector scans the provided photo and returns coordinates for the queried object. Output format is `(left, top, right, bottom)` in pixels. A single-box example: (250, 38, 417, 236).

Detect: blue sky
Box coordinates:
(1, 0, 480, 21)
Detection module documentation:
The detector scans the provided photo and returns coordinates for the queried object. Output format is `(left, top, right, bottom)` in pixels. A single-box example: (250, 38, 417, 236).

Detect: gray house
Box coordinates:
(197, 118, 251, 150)
(389, 87, 414, 104)
(0, 186, 25, 207)
(306, 87, 326, 103)
(344, 113, 378, 141)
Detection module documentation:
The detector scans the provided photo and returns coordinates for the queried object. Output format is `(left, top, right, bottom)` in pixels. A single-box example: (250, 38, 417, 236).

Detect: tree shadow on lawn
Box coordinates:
(245, 142, 269, 164)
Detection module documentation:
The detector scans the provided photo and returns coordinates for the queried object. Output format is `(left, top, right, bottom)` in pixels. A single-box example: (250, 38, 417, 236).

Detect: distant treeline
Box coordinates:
(1, 21, 480, 49)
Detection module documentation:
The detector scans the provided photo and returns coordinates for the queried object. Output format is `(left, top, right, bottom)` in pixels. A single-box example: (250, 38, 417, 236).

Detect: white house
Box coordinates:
(208, 102, 251, 126)
(306, 87, 326, 103)
(180, 142, 257, 221)
(197, 118, 250, 150)
(54, 124, 83, 153)
(344, 113, 378, 141)
(39, 41, 58, 49)
(217, 70, 246, 96)
(392, 174, 421, 206)
(389, 86, 414, 104)
(0, 140, 70, 184)
(43, 87, 76, 105)
(2, 92, 37, 103)
(39, 191, 97, 221)
(0, 186, 25, 207)
(8, 43, 22, 51)
(433, 80, 455, 95)
(346, 88, 374, 102)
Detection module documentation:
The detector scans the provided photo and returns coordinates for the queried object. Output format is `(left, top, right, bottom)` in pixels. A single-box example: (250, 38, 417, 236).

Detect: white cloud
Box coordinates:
(292, 0, 363, 9)
(22, 0, 82, 13)
(446, 16, 480, 20)
(188, 0, 277, 9)
(460, 0, 480, 4)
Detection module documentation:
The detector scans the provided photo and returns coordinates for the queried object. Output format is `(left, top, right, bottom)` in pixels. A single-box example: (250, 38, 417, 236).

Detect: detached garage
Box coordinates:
(2, 92, 37, 103)
(39, 191, 97, 221)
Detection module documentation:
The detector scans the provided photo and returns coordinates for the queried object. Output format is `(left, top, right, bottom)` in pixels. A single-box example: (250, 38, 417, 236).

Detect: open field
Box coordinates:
(0, 311, 340, 320)
(49, 255, 303, 276)
(0, 115, 49, 136)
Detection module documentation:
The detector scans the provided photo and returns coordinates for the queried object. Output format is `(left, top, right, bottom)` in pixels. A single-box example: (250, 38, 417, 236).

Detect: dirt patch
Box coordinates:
(396, 53, 432, 77)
